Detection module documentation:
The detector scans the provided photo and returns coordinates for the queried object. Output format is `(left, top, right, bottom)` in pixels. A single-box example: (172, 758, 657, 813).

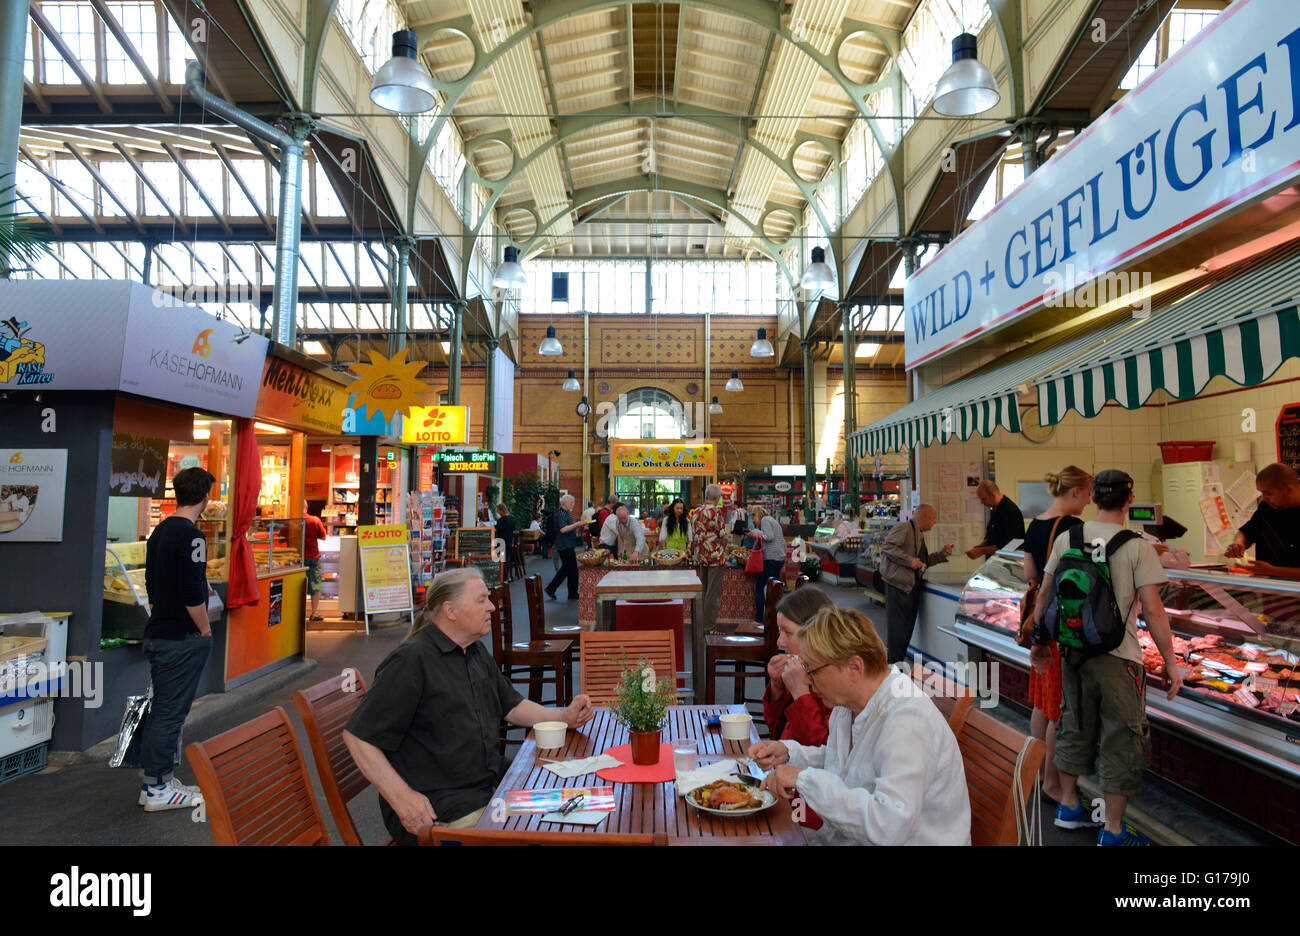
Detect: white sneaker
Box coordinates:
(141, 778, 204, 811)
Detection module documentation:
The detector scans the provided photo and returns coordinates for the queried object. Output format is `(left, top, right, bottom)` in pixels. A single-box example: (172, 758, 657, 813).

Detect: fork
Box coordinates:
(734, 759, 762, 787)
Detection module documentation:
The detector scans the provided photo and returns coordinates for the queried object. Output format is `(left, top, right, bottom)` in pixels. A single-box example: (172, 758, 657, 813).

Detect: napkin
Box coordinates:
(541, 754, 624, 778)
(540, 810, 609, 826)
(674, 759, 739, 797)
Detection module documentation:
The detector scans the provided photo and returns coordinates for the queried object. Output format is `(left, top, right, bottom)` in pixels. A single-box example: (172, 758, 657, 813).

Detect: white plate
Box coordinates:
(684, 779, 777, 818)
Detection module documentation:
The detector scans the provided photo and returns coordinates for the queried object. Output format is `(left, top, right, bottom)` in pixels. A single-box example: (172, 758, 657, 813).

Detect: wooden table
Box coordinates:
(595, 569, 704, 697)
(476, 706, 804, 845)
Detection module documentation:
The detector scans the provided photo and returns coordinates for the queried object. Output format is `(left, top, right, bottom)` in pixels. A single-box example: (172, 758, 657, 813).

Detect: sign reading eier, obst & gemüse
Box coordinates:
(903, 0, 1300, 369)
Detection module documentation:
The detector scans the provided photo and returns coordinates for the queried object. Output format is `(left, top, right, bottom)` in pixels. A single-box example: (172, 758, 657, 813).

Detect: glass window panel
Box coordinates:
(103, 2, 160, 84)
(324, 245, 351, 287)
(232, 160, 267, 213)
(142, 160, 181, 216)
(16, 159, 52, 215)
(315, 162, 346, 216)
(42, 3, 97, 84)
(186, 158, 223, 216)
(97, 160, 138, 216)
(54, 159, 94, 217)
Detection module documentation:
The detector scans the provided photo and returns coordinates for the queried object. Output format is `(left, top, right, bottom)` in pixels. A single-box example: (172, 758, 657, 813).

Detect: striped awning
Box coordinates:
(1036, 251, 1300, 425)
(849, 320, 1132, 457)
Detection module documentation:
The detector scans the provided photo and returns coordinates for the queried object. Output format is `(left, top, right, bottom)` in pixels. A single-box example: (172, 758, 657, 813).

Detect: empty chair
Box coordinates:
(419, 827, 665, 846)
(955, 706, 1046, 846)
(490, 583, 573, 706)
(185, 706, 330, 846)
(704, 578, 783, 708)
(524, 574, 583, 641)
(293, 669, 393, 846)
(579, 630, 677, 704)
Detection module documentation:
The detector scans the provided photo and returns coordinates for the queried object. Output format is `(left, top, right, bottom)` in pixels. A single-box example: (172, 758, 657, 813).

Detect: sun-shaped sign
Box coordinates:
(344, 348, 428, 424)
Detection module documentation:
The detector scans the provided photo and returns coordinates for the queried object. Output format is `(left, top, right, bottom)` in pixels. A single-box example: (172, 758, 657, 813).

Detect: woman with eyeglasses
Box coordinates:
(749, 607, 971, 845)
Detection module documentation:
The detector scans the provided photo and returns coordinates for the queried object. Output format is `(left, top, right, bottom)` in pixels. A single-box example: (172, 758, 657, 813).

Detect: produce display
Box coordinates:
(578, 549, 609, 567)
(653, 548, 685, 567)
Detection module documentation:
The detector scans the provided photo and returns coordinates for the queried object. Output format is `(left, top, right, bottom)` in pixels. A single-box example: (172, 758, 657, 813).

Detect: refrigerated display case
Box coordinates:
(246, 517, 305, 574)
(952, 550, 1300, 784)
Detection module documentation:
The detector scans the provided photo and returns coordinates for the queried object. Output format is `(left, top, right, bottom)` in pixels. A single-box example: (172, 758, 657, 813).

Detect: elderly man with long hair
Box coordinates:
(749, 606, 970, 845)
(343, 567, 594, 844)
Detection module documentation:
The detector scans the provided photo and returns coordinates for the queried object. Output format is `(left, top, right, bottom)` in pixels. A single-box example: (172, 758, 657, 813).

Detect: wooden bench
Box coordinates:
(955, 706, 1045, 846)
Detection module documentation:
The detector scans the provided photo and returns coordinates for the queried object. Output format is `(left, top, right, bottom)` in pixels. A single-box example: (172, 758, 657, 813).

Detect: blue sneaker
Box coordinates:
(1054, 797, 1101, 830)
(1098, 823, 1150, 846)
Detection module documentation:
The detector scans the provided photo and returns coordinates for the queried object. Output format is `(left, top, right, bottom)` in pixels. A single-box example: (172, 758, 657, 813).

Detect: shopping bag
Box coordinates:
(109, 683, 182, 769)
(744, 547, 764, 576)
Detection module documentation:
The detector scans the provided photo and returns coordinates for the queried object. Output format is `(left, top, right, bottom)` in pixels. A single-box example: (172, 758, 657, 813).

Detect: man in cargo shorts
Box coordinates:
(1031, 470, 1182, 846)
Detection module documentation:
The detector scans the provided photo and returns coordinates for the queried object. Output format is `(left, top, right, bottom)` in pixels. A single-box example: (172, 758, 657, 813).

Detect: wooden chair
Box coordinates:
(579, 630, 677, 704)
(704, 578, 783, 708)
(955, 706, 1046, 846)
(737, 575, 806, 633)
(185, 706, 330, 846)
(910, 662, 976, 734)
(524, 573, 583, 643)
(490, 583, 573, 706)
(419, 827, 666, 846)
(292, 669, 393, 847)
(509, 539, 527, 581)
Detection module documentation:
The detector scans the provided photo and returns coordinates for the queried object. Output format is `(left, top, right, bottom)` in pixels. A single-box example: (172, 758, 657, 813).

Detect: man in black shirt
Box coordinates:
(966, 481, 1026, 560)
(138, 466, 215, 812)
(343, 566, 594, 844)
(1225, 463, 1300, 581)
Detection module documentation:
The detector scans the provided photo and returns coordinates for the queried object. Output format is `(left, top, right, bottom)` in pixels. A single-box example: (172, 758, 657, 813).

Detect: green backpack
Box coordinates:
(1043, 525, 1140, 657)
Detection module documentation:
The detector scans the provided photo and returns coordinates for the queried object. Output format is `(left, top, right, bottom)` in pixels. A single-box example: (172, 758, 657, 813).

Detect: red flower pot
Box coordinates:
(629, 729, 662, 765)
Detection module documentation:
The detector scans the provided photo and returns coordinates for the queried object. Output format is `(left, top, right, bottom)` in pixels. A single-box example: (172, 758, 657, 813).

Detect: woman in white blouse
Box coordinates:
(749, 606, 971, 845)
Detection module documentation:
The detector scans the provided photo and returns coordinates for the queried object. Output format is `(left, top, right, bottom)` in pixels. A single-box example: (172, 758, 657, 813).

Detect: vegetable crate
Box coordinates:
(0, 741, 47, 787)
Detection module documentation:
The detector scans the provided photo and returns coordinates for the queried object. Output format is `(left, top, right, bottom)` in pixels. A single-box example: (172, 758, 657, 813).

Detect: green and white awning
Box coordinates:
(848, 321, 1131, 458)
(1036, 251, 1300, 425)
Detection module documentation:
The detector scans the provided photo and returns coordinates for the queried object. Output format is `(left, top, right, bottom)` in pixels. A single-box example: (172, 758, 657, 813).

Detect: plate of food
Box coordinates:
(685, 779, 777, 817)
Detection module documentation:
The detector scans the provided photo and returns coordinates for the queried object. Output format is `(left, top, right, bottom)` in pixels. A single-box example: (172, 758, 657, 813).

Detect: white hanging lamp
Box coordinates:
(709, 396, 723, 415)
(562, 369, 580, 391)
(538, 324, 563, 356)
(492, 245, 526, 289)
(369, 30, 438, 114)
(750, 327, 774, 358)
(725, 369, 743, 392)
(801, 246, 834, 291)
(933, 33, 1000, 117)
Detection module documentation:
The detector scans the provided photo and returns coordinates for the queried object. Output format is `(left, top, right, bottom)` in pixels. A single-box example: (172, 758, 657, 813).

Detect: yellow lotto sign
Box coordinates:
(402, 406, 471, 445)
(356, 524, 407, 546)
(611, 443, 715, 476)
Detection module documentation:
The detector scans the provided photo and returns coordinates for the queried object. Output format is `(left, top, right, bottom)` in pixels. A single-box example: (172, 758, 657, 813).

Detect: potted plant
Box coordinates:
(606, 653, 675, 765)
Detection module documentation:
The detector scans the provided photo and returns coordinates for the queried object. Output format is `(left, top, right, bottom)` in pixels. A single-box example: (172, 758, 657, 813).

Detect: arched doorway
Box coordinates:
(609, 388, 694, 518)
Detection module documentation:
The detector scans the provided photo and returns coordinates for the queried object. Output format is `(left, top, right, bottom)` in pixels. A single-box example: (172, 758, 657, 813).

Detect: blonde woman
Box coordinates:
(749, 607, 971, 845)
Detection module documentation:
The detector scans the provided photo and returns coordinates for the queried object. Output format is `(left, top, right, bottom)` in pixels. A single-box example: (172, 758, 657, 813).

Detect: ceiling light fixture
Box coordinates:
(562, 369, 580, 391)
(575, 396, 592, 418)
(709, 396, 723, 415)
(369, 29, 438, 114)
(725, 369, 743, 392)
(933, 33, 1000, 117)
(750, 327, 774, 358)
(801, 246, 834, 291)
(538, 324, 563, 356)
(492, 245, 526, 289)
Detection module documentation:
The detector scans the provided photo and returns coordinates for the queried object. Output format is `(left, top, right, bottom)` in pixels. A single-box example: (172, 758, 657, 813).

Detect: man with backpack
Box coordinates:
(1031, 470, 1182, 846)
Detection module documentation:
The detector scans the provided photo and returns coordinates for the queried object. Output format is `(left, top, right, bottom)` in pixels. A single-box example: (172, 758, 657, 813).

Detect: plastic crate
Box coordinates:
(1158, 441, 1214, 463)
(0, 742, 47, 787)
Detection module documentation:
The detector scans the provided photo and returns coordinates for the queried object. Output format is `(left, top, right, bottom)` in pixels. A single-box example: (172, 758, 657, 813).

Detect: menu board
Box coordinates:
(465, 554, 504, 585)
(357, 523, 413, 613)
(109, 434, 169, 497)
(1278, 403, 1300, 473)
(455, 526, 494, 560)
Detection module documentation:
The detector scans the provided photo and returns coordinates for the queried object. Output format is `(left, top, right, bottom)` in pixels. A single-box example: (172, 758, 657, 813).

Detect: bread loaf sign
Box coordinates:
(1277, 403, 1300, 474)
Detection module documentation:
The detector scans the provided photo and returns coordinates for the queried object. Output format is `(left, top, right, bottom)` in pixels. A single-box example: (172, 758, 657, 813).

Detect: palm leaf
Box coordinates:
(0, 178, 51, 273)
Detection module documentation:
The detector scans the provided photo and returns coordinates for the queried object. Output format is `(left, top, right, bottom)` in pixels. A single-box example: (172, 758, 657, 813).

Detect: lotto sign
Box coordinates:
(401, 406, 471, 445)
(357, 524, 412, 613)
(357, 524, 407, 546)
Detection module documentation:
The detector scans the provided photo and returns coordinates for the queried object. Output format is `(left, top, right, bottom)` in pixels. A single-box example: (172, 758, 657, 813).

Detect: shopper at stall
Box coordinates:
(1030, 469, 1182, 846)
(729, 503, 751, 546)
(690, 483, 729, 633)
(545, 494, 585, 601)
(1020, 467, 1092, 805)
(659, 498, 691, 552)
(303, 501, 328, 622)
(763, 585, 836, 744)
(879, 505, 953, 664)
(748, 507, 787, 628)
(343, 567, 595, 843)
(138, 466, 216, 813)
(593, 495, 617, 539)
(494, 503, 516, 569)
(1224, 463, 1300, 580)
(749, 606, 970, 845)
(598, 502, 647, 561)
(966, 481, 1025, 559)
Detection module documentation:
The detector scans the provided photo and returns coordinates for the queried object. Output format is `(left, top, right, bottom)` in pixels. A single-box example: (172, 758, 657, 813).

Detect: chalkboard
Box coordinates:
(110, 433, 170, 497)
(1278, 403, 1300, 474)
(455, 526, 494, 560)
(465, 554, 504, 585)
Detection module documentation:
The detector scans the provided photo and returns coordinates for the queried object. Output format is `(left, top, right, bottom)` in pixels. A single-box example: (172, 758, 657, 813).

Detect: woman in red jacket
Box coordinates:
(763, 586, 836, 745)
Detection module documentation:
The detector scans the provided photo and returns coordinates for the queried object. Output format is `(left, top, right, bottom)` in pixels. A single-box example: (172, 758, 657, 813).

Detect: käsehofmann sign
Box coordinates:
(904, 0, 1300, 369)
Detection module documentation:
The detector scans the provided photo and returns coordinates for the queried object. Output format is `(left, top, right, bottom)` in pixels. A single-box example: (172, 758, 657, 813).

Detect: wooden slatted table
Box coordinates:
(476, 706, 805, 846)
(594, 569, 704, 696)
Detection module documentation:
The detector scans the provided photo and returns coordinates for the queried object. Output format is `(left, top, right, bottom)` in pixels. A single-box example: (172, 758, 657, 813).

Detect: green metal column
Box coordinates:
(483, 337, 498, 449)
(0, 0, 30, 278)
(842, 303, 857, 512)
(389, 235, 415, 356)
(449, 300, 464, 405)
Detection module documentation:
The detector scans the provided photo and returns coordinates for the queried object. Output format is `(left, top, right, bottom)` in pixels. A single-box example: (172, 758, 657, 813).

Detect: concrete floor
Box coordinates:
(0, 556, 1241, 846)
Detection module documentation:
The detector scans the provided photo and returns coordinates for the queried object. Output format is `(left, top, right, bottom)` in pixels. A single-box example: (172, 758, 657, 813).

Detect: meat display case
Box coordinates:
(950, 550, 1300, 785)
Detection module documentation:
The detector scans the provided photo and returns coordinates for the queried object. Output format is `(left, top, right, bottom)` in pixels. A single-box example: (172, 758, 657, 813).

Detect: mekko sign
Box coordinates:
(903, 0, 1300, 369)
